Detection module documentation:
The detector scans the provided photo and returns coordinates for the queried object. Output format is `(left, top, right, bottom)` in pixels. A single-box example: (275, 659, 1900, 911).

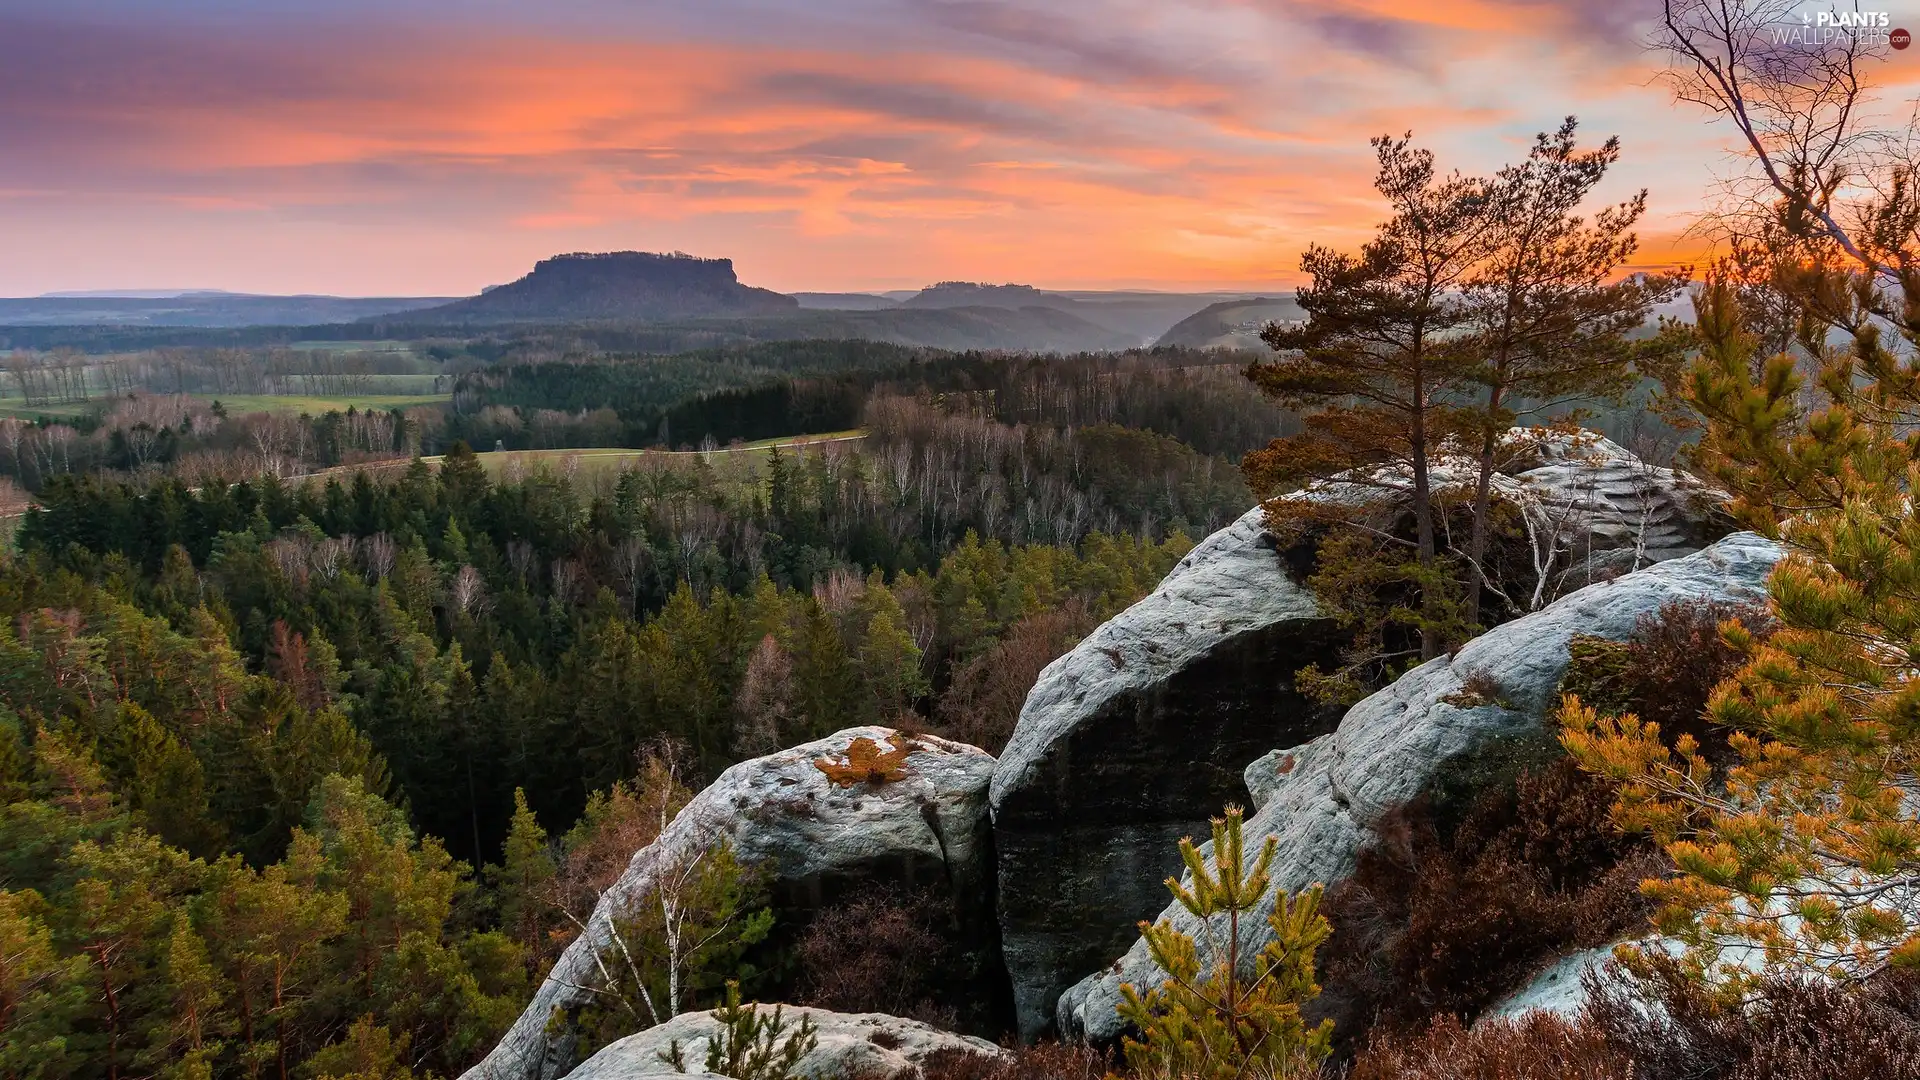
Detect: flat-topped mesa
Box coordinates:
(409, 250, 799, 324)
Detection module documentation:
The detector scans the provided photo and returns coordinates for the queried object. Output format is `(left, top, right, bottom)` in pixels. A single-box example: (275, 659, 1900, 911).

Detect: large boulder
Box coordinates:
(988, 506, 1343, 1038)
(566, 1005, 1002, 1080)
(1057, 532, 1783, 1041)
(464, 728, 998, 1080)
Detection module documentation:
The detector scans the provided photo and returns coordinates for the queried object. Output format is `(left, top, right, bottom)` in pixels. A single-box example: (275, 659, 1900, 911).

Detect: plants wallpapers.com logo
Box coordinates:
(1772, 8, 1907, 49)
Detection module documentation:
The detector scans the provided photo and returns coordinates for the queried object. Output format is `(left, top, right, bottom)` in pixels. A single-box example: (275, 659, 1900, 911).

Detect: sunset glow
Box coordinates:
(0, 0, 1865, 296)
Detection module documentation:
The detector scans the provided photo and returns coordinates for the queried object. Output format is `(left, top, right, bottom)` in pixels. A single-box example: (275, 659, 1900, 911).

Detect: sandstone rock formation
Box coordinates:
(464, 728, 997, 1080)
(1293, 428, 1730, 607)
(988, 506, 1343, 1038)
(1056, 532, 1782, 1041)
(990, 431, 1734, 1040)
(565, 1005, 1002, 1080)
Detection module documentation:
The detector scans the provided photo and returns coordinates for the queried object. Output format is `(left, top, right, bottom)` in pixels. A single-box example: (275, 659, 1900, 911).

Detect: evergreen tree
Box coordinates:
(856, 584, 927, 726)
(112, 703, 222, 858)
(789, 600, 857, 740)
(487, 789, 557, 969)
(1456, 116, 1683, 627)
(1244, 132, 1491, 663)
(0, 889, 90, 1080)
(1563, 266, 1920, 988)
(1117, 806, 1333, 1080)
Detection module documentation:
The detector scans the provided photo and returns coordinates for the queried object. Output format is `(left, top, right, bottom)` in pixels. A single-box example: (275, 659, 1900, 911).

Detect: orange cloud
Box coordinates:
(0, 2, 1769, 294)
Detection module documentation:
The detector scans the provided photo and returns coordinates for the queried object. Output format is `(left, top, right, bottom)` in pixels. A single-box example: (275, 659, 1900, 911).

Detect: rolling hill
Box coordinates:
(0, 293, 456, 327)
(1154, 297, 1304, 349)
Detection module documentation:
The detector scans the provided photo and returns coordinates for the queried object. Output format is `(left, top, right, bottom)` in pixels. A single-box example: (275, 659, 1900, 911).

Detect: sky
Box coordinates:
(1, 0, 1916, 297)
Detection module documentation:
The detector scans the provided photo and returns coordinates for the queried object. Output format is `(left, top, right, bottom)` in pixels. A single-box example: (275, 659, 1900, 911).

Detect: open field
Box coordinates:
(200, 391, 450, 414)
(0, 399, 94, 420)
(423, 431, 867, 484)
(0, 379, 450, 420)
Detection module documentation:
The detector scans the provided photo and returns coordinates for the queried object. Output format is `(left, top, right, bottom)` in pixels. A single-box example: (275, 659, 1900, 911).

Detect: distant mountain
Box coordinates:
(39, 289, 232, 299)
(897, 282, 1262, 344)
(791, 292, 900, 311)
(900, 282, 1073, 309)
(0, 293, 456, 328)
(1155, 297, 1304, 349)
(403, 251, 798, 324)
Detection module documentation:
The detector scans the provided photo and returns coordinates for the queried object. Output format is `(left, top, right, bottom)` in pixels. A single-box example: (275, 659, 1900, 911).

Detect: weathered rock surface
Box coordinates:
(1483, 944, 1621, 1022)
(988, 506, 1343, 1038)
(1057, 532, 1783, 1041)
(566, 1006, 1002, 1080)
(1296, 429, 1731, 603)
(464, 728, 997, 1080)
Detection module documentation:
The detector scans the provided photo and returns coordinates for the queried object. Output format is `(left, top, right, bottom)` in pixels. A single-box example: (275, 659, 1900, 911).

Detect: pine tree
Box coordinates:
(1456, 116, 1683, 627)
(1116, 806, 1333, 1080)
(856, 583, 927, 726)
(790, 600, 857, 740)
(1561, 268, 1920, 988)
(1244, 132, 1490, 664)
(659, 980, 816, 1080)
(113, 703, 223, 857)
(154, 921, 229, 1079)
(438, 441, 489, 514)
(0, 888, 90, 1080)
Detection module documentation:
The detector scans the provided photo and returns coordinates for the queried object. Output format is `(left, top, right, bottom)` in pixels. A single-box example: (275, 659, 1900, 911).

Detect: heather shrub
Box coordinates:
(795, 886, 955, 1028)
(916, 1042, 1111, 1080)
(1583, 954, 1920, 1080)
(1347, 1011, 1630, 1080)
(1558, 598, 1772, 763)
(1321, 758, 1655, 1032)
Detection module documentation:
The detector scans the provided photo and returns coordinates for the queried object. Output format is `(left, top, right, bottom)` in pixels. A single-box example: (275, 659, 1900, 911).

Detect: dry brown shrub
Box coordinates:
(1322, 758, 1656, 1032)
(916, 1041, 1110, 1080)
(1559, 598, 1773, 765)
(1348, 1011, 1629, 1080)
(936, 602, 1095, 754)
(795, 886, 951, 1025)
(1584, 954, 1920, 1080)
(814, 733, 914, 787)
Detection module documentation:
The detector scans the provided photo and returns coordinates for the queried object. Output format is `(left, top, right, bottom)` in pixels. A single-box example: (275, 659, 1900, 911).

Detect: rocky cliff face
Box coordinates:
(1056, 532, 1782, 1041)
(1292, 429, 1731, 606)
(464, 728, 997, 1080)
(988, 507, 1343, 1039)
(462, 430, 1755, 1074)
(989, 430, 1732, 1040)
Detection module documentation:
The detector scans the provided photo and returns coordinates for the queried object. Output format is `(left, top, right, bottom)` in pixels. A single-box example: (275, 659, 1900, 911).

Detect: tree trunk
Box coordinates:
(1409, 375, 1441, 661)
(1464, 385, 1504, 631)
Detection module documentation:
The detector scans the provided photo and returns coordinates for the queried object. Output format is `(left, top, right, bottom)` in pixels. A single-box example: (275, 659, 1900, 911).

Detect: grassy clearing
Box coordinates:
(0, 375, 449, 421)
(204, 392, 450, 415)
(0, 400, 94, 421)
(432, 431, 867, 482)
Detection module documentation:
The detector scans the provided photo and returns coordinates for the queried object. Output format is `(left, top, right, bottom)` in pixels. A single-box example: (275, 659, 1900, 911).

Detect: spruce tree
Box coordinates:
(487, 788, 557, 966)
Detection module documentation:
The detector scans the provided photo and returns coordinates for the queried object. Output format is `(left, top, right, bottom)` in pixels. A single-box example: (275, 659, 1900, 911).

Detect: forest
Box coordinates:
(18, 4, 1920, 1080)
